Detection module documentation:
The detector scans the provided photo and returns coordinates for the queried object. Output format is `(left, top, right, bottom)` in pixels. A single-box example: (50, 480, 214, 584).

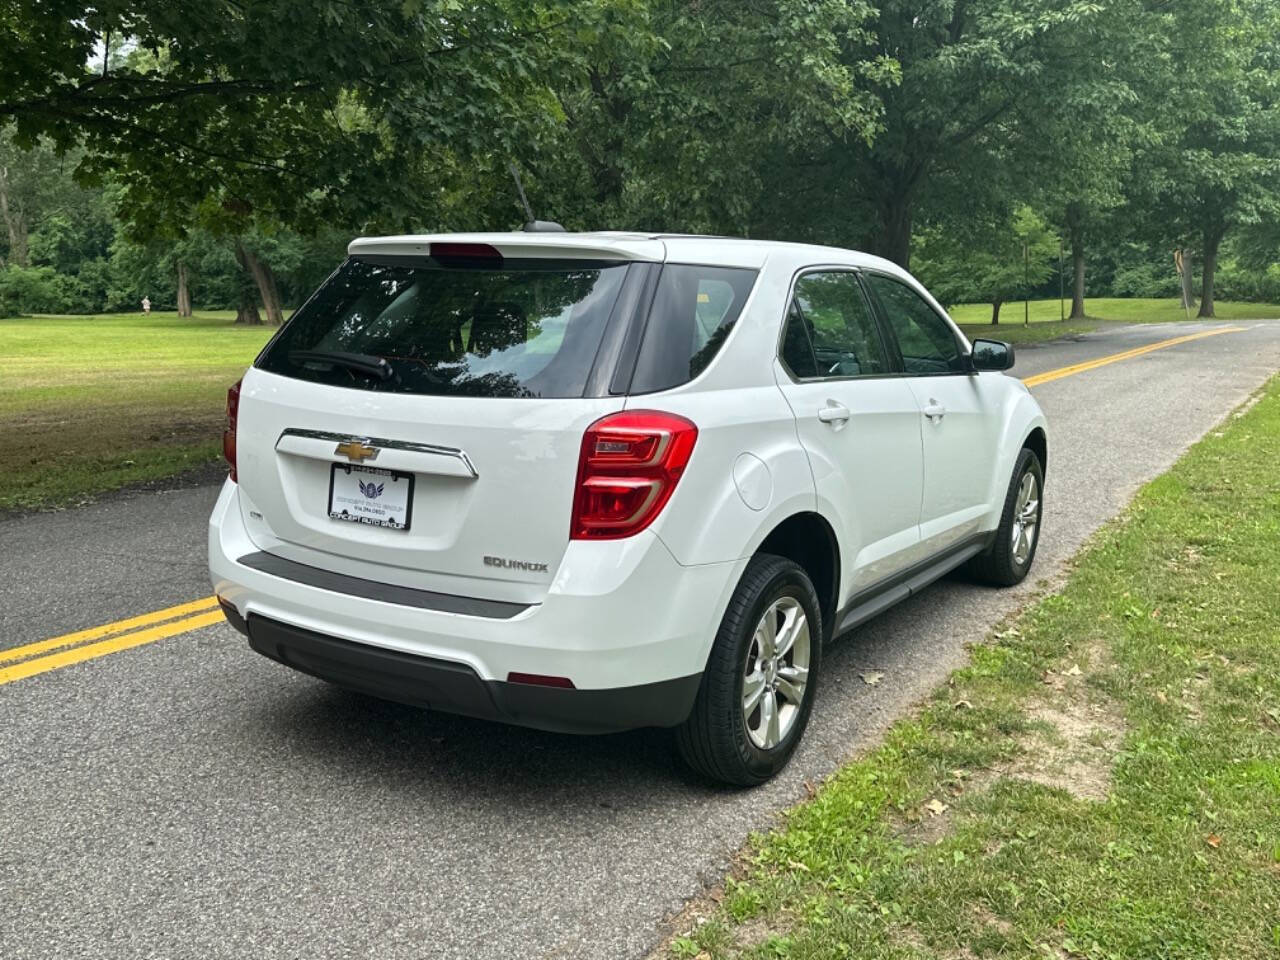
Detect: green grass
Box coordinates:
(669, 377, 1280, 959)
(0, 310, 276, 511)
(952, 297, 1280, 345)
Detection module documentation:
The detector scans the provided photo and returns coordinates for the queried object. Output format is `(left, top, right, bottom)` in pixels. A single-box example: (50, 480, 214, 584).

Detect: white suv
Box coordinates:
(209, 232, 1047, 785)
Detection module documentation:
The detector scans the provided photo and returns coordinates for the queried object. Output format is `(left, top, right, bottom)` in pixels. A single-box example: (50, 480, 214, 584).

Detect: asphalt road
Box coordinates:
(3, 319, 1280, 959)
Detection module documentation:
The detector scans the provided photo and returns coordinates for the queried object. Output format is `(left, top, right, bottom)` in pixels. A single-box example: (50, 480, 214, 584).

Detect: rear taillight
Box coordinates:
(570, 410, 697, 540)
(223, 378, 242, 482)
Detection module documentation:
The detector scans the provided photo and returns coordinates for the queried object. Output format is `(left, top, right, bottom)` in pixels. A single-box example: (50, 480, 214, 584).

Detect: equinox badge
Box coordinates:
(484, 555, 549, 573)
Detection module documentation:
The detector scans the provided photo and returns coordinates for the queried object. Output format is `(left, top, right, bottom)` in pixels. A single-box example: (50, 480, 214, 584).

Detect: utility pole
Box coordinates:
(1024, 241, 1030, 327)
(1059, 238, 1065, 322)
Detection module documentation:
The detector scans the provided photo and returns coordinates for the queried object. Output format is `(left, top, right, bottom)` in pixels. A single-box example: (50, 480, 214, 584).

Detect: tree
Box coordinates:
(1134, 0, 1280, 317)
(915, 206, 1058, 322)
(520, 0, 895, 235)
(758, 0, 1123, 267)
(0, 2, 620, 240)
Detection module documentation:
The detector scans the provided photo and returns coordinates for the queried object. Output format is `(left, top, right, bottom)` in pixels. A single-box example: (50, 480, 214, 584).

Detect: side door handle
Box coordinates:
(817, 401, 851, 425)
(922, 399, 947, 422)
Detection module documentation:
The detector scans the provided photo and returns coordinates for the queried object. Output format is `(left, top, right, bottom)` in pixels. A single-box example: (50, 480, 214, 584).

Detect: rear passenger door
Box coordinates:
(861, 272, 1002, 554)
(774, 270, 924, 600)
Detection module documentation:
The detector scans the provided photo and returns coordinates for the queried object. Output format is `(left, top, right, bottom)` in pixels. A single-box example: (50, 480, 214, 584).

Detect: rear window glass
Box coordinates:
(257, 257, 629, 398)
(628, 265, 759, 393)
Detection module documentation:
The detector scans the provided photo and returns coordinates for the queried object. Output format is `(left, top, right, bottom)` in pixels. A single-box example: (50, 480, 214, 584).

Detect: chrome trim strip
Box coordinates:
(276, 428, 478, 478)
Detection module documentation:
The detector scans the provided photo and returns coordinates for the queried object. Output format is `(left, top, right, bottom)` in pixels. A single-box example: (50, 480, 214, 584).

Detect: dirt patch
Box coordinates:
(1006, 647, 1125, 802)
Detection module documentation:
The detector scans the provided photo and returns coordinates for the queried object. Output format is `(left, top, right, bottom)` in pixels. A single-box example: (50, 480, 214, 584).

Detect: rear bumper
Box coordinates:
(209, 480, 743, 729)
(245, 614, 701, 734)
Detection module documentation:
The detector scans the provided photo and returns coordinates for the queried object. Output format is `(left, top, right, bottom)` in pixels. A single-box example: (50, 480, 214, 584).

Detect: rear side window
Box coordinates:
(257, 257, 629, 398)
(628, 265, 759, 393)
(862, 273, 965, 374)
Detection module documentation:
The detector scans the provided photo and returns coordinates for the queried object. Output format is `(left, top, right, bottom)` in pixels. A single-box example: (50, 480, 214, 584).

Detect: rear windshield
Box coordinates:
(257, 257, 629, 398)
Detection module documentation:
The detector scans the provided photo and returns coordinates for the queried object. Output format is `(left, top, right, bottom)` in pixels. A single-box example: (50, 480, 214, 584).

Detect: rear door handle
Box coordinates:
(817, 402, 851, 425)
(922, 399, 947, 422)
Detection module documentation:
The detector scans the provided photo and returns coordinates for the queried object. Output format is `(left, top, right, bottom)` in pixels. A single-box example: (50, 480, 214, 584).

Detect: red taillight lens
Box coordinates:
(571, 410, 697, 540)
(223, 378, 242, 482)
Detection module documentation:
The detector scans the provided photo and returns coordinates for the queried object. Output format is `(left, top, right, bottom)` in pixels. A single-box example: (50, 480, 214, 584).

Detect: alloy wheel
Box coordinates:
(742, 596, 811, 749)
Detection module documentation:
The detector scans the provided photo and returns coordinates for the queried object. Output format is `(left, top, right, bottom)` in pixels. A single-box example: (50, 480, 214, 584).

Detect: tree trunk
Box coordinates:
(991, 298, 1002, 325)
(1197, 230, 1222, 319)
(1065, 202, 1086, 320)
(0, 168, 30, 268)
(876, 194, 913, 269)
(261, 263, 284, 325)
(176, 261, 192, 317)
(1179, 248, 1196, 312)
(1069, 244, 1086, 320)
(234, 288, 262, 325)
(234, 239, 282, 325)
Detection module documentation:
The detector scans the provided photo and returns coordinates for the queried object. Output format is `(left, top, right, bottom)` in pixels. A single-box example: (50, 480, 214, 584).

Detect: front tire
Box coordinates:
(676, 553, 823, 786)
(968, 447, 1044, 586)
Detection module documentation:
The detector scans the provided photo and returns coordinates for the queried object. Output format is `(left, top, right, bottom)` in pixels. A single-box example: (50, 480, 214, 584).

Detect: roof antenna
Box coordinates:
(508, 161, 566, 233)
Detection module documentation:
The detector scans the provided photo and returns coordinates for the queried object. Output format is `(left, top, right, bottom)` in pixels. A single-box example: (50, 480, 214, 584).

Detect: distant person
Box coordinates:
(141, 296, 151, 315)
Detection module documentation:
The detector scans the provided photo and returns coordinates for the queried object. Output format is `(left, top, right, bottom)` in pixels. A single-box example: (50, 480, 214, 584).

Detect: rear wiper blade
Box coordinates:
(289, 350, 394, 381)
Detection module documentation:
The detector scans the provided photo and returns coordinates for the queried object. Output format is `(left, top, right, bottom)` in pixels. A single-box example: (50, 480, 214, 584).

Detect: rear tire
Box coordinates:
(967, 447, 1044, 587)
(676, 553, 823, 786)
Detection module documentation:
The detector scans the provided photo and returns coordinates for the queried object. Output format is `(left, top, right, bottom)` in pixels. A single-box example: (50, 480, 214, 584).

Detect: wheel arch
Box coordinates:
(1022, 425, 1048, 475)
(754, 511, 840, 641)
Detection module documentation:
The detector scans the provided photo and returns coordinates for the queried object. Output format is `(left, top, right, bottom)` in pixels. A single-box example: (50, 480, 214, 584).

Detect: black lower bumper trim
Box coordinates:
(245, 614, 701, 735)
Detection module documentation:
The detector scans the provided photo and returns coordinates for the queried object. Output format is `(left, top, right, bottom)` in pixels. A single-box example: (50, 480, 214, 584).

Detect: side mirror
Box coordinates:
(970, 338, 1015, 372)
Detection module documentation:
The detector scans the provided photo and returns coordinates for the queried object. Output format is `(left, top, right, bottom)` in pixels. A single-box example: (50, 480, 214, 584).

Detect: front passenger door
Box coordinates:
(774, 270, 924, 602)
(861, 272, 1002, 553)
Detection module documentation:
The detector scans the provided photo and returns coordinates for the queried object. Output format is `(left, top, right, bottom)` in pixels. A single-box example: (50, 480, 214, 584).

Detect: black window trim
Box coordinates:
(775, 265, 903, 385)
(611, 261, 763, 397)
(858, 268, 973, 378)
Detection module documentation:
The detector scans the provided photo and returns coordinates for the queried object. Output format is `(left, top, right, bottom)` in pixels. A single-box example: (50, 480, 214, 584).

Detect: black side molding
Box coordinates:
(245, 615, 701, 735)
(834, 532, 994, 637)
(237, 551, 531, 620)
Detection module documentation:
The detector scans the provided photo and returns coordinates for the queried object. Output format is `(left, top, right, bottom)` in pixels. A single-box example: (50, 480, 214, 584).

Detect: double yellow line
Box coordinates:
(0, 324, 1249, 689)
(0, 596, 224, 686)
(1021, 326, 1245, 388)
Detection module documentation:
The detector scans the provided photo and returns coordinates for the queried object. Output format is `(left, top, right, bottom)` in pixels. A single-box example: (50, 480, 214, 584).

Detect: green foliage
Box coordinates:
(915, 207, 1059, 315)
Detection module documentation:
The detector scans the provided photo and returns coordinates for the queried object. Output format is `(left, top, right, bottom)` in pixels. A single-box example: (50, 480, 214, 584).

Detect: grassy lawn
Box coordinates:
(0, 311, 277, 512)
(953, 297, 1280, 345)
(669, 377, 1280, 959)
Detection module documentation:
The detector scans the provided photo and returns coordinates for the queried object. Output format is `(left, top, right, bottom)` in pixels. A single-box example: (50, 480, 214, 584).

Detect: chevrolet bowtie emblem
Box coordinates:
(335, 440, 378, 463)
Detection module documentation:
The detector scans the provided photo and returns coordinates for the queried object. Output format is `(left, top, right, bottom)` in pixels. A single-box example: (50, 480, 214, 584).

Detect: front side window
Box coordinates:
(862, 273, 965, 374)
(780, 271, 890, 379)
(257, 257, 629, 398)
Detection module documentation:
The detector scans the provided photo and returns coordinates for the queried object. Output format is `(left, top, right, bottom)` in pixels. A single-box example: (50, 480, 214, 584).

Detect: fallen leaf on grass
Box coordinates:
(786, 859, 810, 872)
(953, 699, 973, 710)
(860, 671, 884, 686)
(1064, 664, 1082, 677)
(924, 798, 949, 816)
(1206, 834, 1222, 849)
(1154, 690, 1169, 704)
